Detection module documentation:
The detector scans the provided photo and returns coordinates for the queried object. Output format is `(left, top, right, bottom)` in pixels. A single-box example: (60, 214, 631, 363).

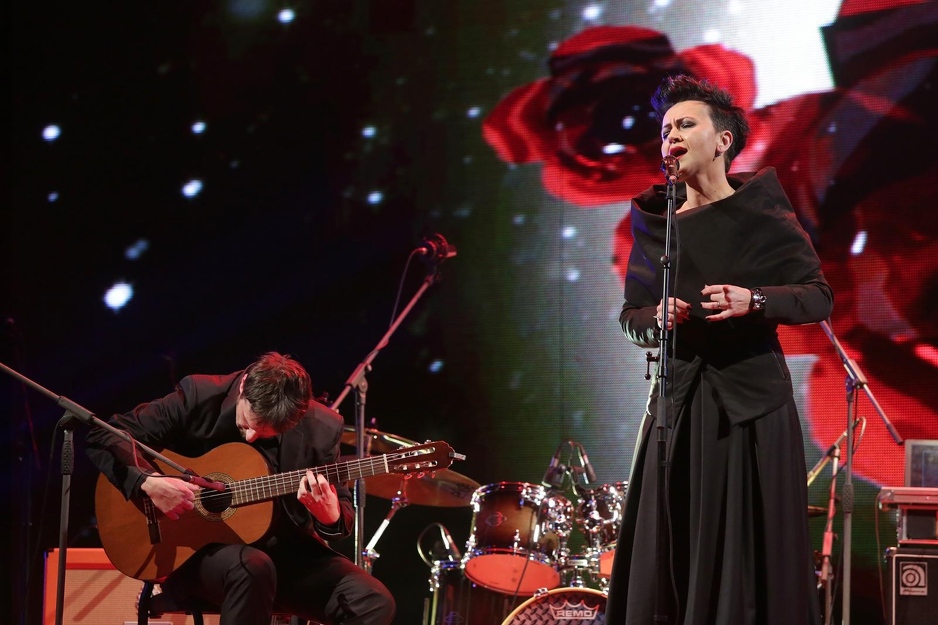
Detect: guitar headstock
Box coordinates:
(386, 441, 457, 475)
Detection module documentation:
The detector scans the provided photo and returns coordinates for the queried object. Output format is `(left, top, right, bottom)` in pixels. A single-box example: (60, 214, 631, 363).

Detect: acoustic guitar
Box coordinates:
(94, 440, 456, 581)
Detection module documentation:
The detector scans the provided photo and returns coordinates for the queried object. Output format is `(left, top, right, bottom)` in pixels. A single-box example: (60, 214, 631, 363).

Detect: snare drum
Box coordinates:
(428, 560, 516, 625)
(464, 482, 573, 595)
(501, 587, 607, 624)
(576, 482, 626, 576)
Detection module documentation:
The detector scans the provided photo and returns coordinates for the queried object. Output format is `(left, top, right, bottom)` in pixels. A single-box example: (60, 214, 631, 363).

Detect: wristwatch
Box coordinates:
(749, 287, 766, 312)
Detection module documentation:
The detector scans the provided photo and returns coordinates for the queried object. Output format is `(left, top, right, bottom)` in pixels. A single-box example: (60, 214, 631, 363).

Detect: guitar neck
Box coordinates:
(229, 455, 389, 507)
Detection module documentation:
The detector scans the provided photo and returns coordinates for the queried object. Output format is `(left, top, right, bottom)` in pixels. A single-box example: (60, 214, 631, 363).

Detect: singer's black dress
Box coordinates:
(605, 168, 831, 625)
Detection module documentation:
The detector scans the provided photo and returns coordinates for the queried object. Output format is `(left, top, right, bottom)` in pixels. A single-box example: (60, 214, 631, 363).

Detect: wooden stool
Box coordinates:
(137, 581, 317, 625)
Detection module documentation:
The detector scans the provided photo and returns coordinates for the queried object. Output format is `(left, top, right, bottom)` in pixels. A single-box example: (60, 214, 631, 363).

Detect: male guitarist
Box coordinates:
(86, 351, 395, 625)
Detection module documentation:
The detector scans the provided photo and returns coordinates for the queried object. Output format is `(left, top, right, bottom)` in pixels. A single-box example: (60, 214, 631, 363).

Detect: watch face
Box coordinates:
(751, 289, 765, 311)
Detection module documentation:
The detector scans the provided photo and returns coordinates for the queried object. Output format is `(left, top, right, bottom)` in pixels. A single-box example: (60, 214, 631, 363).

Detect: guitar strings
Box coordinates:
(192, 448, 429, 506)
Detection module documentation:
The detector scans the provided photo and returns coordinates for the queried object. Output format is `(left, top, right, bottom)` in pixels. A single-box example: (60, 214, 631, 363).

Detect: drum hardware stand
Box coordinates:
(361, 493, 410, 574)
(330, 235, 455, 570)
(0, 361, 225, 625)
(818, 320, 902, 625)
(820, 445, 840, 625)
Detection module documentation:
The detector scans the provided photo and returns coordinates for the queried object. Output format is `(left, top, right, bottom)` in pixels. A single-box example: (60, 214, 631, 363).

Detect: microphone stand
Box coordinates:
(330, 260, 445, 570)
(653, 160, 678, 625)
(818, 320, 902, 625)
(0, 361, 220, 625)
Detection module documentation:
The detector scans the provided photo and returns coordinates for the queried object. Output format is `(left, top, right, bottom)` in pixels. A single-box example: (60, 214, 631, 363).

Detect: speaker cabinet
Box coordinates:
(887, 546, 938, 625)
(43, 548, 217, 625)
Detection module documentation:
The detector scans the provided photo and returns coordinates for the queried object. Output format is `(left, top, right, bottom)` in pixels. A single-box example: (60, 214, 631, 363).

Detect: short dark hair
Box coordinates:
(241, 352, 312, 432)
(651, 74, 750, 171)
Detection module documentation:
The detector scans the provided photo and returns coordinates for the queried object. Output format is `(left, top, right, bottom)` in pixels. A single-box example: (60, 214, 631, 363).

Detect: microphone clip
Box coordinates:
(416, 233, 457, 265)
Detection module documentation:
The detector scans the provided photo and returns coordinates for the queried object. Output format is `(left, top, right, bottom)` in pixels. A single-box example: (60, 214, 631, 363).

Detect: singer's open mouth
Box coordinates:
(669, 146, 687, 157)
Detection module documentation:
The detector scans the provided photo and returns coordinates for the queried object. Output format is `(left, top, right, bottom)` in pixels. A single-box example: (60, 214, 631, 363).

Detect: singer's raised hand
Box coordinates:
(656, 297, 692, 330)
(700, 284, 752, 321)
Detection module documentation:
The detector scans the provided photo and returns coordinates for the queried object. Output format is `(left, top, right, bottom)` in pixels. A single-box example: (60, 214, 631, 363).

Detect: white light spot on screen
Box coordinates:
(277, 8, 295, 23)
(362, 125, 376, 138)
(125, 239, 150, 260)
(467, 106, 481, 118)
(566, 267, 581, 282)
(728, 0, 744, 14)
(182, 179, 203, 198)
(622, 116, 635, 130)
(603, 143, 626, 155)
(703, 29, 722, 43)
(827, 121, 838, 134)
(191, 121, 206, 134)
(428, 359, 444, 373)
(654, 0, 672, 7)
(367, 191, 383, 205)
(513, 214, 526, 225)
(582, 4, 603, 21)
(48, 192, 59, 202)
(562, 226, 577, 239)
(104, 282, 133, 311)
(850, 231, 867, 255)
(43, 125, 61, 142)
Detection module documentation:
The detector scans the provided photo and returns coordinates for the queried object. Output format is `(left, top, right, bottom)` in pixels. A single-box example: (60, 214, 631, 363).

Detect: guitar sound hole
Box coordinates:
(200, 488, 232, 514)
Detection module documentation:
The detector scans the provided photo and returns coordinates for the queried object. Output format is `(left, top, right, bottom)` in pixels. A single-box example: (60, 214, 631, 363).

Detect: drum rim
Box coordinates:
(499, 586, 607, 624)
(472, 480, 547, 497)
(463, 550, 560, 595)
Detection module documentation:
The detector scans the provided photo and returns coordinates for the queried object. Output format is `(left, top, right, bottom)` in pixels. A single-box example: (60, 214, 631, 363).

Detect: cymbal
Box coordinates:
(364, 469, 480, 507)
(338, 426, 479, 506)
(808, 505, 828, 517)
(340, 426, 417, 455)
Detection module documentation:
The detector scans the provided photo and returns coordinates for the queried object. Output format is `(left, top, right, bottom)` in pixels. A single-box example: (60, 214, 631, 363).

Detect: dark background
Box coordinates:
(6, 1, 937, 624)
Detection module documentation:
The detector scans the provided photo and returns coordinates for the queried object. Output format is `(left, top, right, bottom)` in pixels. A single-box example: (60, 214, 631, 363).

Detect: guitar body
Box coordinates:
(95, 443, 274, 582)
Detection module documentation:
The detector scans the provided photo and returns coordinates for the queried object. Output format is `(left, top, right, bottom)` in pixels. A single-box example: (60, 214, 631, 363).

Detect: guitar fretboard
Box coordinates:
(229, 454, 391, 506)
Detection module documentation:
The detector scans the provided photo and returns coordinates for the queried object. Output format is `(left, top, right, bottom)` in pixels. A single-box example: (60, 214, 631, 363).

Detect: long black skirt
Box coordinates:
(604, 378, 821, 625)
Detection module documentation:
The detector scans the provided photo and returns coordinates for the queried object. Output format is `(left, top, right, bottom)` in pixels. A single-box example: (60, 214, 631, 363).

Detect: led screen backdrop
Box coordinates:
(7, 1, 937, 624)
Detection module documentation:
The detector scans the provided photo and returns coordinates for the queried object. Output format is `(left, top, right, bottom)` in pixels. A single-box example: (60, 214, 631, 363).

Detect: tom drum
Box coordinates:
(463, 482, 573, 595)
(576, 482, 627, 577)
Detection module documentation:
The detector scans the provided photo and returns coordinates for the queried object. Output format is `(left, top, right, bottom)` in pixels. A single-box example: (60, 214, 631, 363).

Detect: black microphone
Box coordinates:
(439, 524, 462, 560)
(541, 442, 569, 490)
(416, 233, 457, 263)
(574, 442, 597, 484)
(661, 155, 679, 185)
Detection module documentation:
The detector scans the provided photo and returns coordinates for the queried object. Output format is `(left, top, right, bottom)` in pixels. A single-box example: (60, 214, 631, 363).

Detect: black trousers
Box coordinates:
(161, 540, 395, 625)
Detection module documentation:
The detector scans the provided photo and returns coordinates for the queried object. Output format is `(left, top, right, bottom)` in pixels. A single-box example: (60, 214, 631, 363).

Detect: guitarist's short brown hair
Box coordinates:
(241, 352, 312, 432)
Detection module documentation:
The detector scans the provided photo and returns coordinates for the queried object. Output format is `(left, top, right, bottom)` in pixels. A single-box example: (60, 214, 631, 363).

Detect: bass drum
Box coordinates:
(428, 560, 517, 625)
(501, 587, 607, 624)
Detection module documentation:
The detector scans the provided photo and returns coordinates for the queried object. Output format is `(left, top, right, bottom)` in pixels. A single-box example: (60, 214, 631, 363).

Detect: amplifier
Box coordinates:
(886, 546, 938, 625)
(901, 509, 938, 542)
(43, 548, 218, 625)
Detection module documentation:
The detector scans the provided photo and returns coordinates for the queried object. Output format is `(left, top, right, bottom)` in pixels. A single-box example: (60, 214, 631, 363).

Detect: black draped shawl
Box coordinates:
(620, 167, 833, 424)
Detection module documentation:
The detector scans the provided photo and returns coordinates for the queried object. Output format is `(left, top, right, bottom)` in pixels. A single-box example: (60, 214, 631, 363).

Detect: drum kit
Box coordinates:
(341, 427, 624, 624)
